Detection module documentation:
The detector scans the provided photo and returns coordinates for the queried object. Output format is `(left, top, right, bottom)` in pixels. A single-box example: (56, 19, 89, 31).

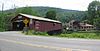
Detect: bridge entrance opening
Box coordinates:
(12, 21, 27, 31)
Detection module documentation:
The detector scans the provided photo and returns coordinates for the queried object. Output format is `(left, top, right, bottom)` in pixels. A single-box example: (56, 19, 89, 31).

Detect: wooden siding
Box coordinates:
(29, 19, 62, 32)
(12, 14, 62, 33)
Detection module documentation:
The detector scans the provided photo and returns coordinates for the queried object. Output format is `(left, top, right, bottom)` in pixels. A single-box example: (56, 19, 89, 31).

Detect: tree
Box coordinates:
(15, 7, 38, 16)
(60, 16, 68, 23)
(88, 1, 100, 24)
(45, 10, 56, 20)
(0, 12, 8, 31)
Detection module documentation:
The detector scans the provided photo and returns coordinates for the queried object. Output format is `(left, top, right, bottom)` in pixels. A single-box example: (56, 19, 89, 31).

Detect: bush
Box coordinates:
(62, 29, 73, 34)
(59, 32, 100, 39)
(23, 30, 100, 39)
(26, 30, 48, 36)
(0, 28, 5, 32)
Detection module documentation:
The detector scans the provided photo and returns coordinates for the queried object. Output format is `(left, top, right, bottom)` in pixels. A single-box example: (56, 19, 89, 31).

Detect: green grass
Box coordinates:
(58, 32, 100, 39)
(23, 30, 100, 39)
(24, 30, 49, 36)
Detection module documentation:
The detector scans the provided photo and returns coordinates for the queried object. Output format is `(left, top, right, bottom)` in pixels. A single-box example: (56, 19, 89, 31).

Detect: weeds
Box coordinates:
(23, 30, 100, 39)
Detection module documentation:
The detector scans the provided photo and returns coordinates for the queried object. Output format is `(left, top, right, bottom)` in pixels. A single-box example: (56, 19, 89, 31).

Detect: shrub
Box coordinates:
(0, 28, 5, 32)
(26, 30, 48, 36)
(59, 32, 100, 39)
(23, 30, 100, 39)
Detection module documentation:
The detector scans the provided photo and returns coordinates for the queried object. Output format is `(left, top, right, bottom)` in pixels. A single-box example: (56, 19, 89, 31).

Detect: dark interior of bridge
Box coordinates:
(12, 21, 26, 31)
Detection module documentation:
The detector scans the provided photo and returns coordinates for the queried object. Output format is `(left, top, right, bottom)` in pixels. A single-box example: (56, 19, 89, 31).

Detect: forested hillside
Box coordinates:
(0, 6, 86, 31)
(5, 6, 86, 22)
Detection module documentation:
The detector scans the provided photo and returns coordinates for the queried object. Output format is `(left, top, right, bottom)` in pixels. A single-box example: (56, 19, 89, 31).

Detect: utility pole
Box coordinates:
(2, 3, 4, 15)
(13, 4, 16, 16)
(0, 3, 4, 29)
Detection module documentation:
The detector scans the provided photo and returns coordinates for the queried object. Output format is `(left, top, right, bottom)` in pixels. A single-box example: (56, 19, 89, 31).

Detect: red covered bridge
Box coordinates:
(11, 13, 62, 34)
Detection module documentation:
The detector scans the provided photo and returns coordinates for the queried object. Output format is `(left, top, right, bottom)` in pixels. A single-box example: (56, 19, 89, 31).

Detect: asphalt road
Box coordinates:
(0, 31, 100, 51)
(0, 40, 59, 51)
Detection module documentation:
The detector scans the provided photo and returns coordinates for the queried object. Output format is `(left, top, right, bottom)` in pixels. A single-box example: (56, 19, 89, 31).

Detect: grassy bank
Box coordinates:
(23, 30, 100, 39)
(58, 33, 100, 39)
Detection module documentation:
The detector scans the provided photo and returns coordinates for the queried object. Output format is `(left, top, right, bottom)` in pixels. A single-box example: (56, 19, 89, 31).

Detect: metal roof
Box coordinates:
(19, 13, 61, 23)
(79, 23, 93, 27)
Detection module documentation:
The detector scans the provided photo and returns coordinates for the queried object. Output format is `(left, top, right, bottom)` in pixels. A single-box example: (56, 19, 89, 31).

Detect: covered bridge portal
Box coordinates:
(11, 13, 62, 34)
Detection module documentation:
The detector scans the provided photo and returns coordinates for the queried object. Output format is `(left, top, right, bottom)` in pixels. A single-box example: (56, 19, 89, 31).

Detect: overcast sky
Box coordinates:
(0, 0, 99, 11)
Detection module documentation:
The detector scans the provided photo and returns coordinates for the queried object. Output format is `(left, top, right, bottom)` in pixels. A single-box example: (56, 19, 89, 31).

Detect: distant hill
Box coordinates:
(4, 6, 86, 23)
